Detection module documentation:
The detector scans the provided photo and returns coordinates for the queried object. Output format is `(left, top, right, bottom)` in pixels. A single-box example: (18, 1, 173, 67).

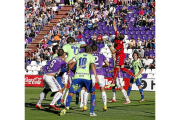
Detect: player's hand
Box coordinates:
(135, 74, 138, 77)
(95, 76, 99, 83)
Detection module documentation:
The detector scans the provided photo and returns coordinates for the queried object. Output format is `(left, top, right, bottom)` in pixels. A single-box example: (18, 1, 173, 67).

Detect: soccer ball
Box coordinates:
(109, 7, 116, 14)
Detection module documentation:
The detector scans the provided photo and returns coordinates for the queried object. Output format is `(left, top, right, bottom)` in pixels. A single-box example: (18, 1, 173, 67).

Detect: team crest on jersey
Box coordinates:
(72, 84, 81, 91)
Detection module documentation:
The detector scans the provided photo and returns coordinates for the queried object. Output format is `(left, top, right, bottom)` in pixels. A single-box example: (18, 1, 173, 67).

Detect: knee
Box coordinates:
(58, 89, 63, 94)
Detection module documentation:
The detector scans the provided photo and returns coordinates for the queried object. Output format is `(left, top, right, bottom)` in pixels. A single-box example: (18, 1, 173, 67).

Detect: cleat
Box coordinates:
(80, 105, 87, 111)
(106, 84, 112, 88)
(35, 105, 44, 109)
(60, 107, 69, 116)
(60, 103, 66, 108)
(49, 105, 60, 110)
(139, 99, 145, 102)
(123, 101, 131, 104)
(103, 105, 107, 111)
(111, 83, 115, 87)
(122, 96, 130, 99)
(56, 104, 61, 107)
(90, 112, 97, 116)
(108, 99, 116, 102)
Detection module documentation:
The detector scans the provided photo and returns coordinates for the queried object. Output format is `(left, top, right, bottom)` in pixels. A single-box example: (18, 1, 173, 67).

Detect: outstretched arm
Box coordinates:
(113, 19, 117, 32)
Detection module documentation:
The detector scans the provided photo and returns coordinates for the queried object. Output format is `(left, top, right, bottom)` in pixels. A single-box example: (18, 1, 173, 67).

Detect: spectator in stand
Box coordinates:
(91, 33, 97, 44)
(141, 0, 147, 8)
(42, 41, 49, 49)
(135, 16, 142, 27)
(124, 56, 132, 70)
(147, 16, 154, 27)
(113, 0, 117, 7)
(108, 33, 114, 43)
(131, 0, 137, 6)
(143, 56, 150, 70)
(149, 58, 155, 69)
(64, 29, 70, 37)
(138, 47, 144, 58)
(87, 20, 93, 30)
(129, 38, 136, 49)
(42, 15, 47, 26)
(25, 38, 28, 49)
(102, 33, 109, 44)
(93, 20, 98, 30)
(150, 8, 155, 18)
(146, 39, 151, 49)
(136, 38, 142, 48)
(144, 48, 150, 58)
(122, 20, 129, 31)
(139, 7, 145, 17)
(54, 33, 61, 42)
(151, 37, 155, 49)
(100, 1, 104, 10)
(27, 50, 33, 61)
(79, 38, 86, 44)
(139, 57, 144, 67)
(97, 33, 103, 44)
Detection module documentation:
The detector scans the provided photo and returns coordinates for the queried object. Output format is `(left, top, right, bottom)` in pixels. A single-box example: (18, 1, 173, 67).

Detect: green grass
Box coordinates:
(25, 87, 155, 120)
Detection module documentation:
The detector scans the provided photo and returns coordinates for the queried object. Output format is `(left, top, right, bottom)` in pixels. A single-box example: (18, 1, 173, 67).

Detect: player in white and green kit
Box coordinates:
(127, 50, 145, 102)
(60, 45, 99, 116)
(61, 37, 86, 106)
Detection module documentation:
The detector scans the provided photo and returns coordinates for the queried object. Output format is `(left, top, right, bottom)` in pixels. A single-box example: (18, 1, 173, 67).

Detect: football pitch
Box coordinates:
(25, 87, 155, 120)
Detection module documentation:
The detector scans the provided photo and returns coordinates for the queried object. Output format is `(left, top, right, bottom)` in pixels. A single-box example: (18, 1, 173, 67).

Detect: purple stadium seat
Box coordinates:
(152, 31, 155, 35)
(141, 31, 146, 35)
(143, 35, 148, 40)
(26, 61, 31, 66)
(131, 31, 135, 35)
(129, 27, 134, 31)
(138, 35, 143, 39)
(109, 58, 113, 63)
(136, 31, 140, 35)
(109, 63, 114, 68)
(100, 44, 104, 48)
(134, 27, 139, 31)
(128, 35, 132, 39)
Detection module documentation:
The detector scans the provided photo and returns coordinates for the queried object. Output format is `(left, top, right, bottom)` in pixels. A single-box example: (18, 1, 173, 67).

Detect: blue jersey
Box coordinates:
(44, 57, 67, 75)
(90, 52, 107, 75)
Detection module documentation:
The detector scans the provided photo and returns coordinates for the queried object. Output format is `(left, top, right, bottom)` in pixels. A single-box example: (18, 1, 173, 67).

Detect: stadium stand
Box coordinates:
(25, 0, 156, 78)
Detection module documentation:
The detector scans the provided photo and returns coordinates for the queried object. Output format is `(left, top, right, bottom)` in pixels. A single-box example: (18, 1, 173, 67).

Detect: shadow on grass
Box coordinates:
(25, 102, 90, 116)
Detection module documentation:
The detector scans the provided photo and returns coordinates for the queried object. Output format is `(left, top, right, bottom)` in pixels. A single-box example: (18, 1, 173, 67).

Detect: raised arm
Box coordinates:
(113, 19, 117, 32)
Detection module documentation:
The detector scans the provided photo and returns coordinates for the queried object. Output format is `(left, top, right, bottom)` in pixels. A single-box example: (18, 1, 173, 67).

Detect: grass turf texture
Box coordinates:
(25, 87, 155, 120)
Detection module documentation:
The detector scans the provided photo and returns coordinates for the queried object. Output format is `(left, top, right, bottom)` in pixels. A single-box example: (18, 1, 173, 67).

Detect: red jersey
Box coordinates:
(114, 30, 124, 55)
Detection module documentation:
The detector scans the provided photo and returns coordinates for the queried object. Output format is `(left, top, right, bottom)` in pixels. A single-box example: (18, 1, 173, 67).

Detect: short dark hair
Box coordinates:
(91, 44, 97, 52)
(57, 49, 64, 56)
(67, 37, 75, 43)
(133, 50, 139, 57)
(52, 45, 59, 54)
(119, 33, 125, 40)
(85, 45, 92, 53)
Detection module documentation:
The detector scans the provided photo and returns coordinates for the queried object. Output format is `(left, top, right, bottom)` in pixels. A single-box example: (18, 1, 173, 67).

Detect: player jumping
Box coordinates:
(126, 50, 145, 102)
(108, 19, 135, 88)
(60, 45, 99, 116)
(35, 49, 66, 110)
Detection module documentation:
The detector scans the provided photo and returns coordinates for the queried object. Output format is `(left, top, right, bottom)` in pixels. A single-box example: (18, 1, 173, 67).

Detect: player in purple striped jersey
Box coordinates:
(35, 49, 67, 110)
(80, 44, 109, 111)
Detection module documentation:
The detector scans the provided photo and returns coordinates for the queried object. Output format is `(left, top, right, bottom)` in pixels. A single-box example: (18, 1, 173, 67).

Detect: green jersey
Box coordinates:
(52, 54, 58, 59)
(132, 59, 143, 78)
(62, 43, 81, 63)
(73, 53, 95, 80)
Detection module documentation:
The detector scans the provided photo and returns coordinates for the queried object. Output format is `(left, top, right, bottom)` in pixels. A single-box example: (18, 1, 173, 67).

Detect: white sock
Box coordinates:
(80, 90, 85, 107)
(84, 92, 89, 106)
(102, 91, 107, 105)
(112, 87, 116, 100)
(50, 92, 62, 105)
(37, 92, 45, 106)
(62, 88, 66, 98)
(121, 89, 129, 101)
(63, 90, 69, 105)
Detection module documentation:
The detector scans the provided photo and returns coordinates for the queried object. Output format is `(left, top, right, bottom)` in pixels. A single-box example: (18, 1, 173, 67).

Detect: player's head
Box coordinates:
(116, 33, 124, 41)
(52, 45, 59, 54)
(57, 49, 65, 57)
(85, 45, 92, 53)
(67, 37, 75, 43)
(91, 44, 97, 52)
(133, 50, 139, 60)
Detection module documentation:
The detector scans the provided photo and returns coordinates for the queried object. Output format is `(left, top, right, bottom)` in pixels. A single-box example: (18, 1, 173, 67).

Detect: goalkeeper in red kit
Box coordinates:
(108, 20, 135, 88)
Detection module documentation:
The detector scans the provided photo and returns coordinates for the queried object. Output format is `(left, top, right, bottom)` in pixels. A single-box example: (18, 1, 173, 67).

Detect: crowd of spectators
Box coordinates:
(25, 0, 156, 74)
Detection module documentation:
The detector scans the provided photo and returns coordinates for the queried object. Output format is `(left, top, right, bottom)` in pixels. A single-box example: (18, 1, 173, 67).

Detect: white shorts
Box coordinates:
(43, 74, 61, 92)
(62, 72, 68, 84)
(116, 78, 124, 88)
(62, 72, 73, 85)
(91, 75, 105, 87)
